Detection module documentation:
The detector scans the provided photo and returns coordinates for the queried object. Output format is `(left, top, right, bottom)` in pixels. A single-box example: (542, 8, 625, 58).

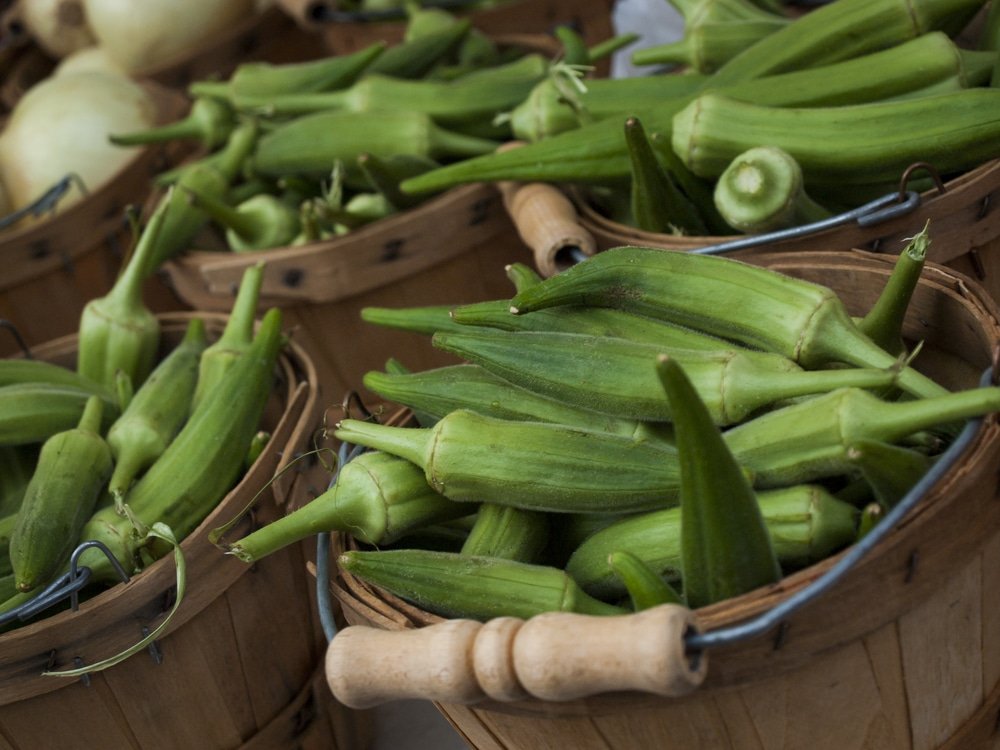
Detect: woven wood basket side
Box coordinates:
(327, 251, 1000, 750)
(0, 313, 368, 749)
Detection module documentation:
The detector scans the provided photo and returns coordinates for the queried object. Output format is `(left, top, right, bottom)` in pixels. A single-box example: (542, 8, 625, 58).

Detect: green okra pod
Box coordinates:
(0, 383, 119, 446)
(338, 548, 628, 620)
(625, 116, 708, 235)
(106, 318, 207, 506)
(357, 152, 440, 210)
(845, 438, 936, 511)
(508, 246, 946, 400)
(857, 224, 928, 356)
(607, 550, 685, 610)
(366, 20, 472, 78)
(633, 18, 787, 73)
(110, 96, 235, 149)
(227, 449, 468, 563)
(656, 354, 780, 608)
(10, 395, 113, 592)
(856, 502, 885, 540)
(504, 262, 543, 293)
(334, 409, 682, 514)
(433, 328, 900, 426)
(0, 511, 18, 576)
(0, 359, 113, 398)
(362, 364, 649, 437)
(566, 484, 859, 600)
(183, 187, 300, 252)
(723, 385, 1000, 487)
(460, 503, 549, 563)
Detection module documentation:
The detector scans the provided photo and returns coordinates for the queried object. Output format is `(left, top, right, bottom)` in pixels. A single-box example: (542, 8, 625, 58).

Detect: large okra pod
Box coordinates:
(656, 355, 780, 607)
(228, 450, 467, 563)
(723, 385, 1000, 487)
(106, 318, 207, 504)
(335, 409, 682, 514)
(78, 308, 285, 579)
(671, 89, 1000, 186)
(363, 364, 648, 436)
(566, 484, 859, 599)
(0, 383, 118, 446)
(508, 246, 946, 400)
(433, 329, 898, 426)
(338, 548, 627, 620)
(10, 396, 113, 591)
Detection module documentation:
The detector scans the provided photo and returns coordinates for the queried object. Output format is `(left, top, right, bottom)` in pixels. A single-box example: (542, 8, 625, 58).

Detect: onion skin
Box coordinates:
(0, 70, 158, 226)
(81, 0, 258, 75)
(20, 0, 96, 59)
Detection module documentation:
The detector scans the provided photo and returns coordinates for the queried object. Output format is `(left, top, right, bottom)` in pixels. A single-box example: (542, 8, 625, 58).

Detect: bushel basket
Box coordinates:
(325, 249, 1000, 750)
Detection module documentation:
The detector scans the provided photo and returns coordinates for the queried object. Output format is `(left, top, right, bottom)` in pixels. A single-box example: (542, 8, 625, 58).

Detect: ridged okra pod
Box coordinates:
(508, 246, 946, 400)
(191, 262, 264, 412)
(110, 96, 235, 149)
(0, 383, 118, 446)
(433, 329, 899, 426)
(723, 386, 1000, 487)
(846, 439, 937, 510)
(335, 409, 682, 514)
(671, 89, 1000, 186)
(184, 187, 300, 252)
(633, 18, 787, 73)
(566, 484, 859, 600)
(0, 359, 114, 399)
(249, 109, 500, 181)
(460, 503, 549, 563)
(78, 308, 285, 579)
(189, 42, 386, 100)
(228, 450, 467, 562)
(363, 364, 649, 437)
(10, 396, 113, 592)
(338, 548, 627, 621)
(656, 355, 780, 607)
(77, 194, 166, 390)
(106, 318, 207, 505)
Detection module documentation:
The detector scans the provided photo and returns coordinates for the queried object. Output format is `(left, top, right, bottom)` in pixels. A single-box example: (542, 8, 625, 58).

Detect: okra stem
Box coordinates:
(110, 97, 235, 149)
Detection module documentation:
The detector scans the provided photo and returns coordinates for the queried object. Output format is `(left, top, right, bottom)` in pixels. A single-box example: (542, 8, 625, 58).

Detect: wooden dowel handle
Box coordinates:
(495, 142, 596, 277)
(325, 605, 707, 708)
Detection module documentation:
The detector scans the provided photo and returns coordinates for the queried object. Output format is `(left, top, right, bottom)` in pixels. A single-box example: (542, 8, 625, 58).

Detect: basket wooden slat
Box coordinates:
(327, 250, 1000, 750)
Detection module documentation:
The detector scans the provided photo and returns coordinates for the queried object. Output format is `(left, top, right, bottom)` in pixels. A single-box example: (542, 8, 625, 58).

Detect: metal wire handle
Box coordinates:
(0, 174, 87, 231)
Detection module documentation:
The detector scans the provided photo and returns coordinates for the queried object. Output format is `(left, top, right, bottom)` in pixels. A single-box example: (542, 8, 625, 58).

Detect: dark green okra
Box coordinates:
(607, 550, 685, 611)
(338, 548, 627, 621)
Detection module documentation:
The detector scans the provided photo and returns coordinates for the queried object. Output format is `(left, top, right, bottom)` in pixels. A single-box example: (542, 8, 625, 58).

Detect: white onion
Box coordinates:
(19, 0, 96, 59)
(53, 45, 126, 77)
(0, 69, 158, 225)
(81, 0, 257, 75)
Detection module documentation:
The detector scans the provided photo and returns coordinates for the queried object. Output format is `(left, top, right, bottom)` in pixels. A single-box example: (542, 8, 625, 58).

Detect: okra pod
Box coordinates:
(183, 187, 300, 252)
(566, 484, 859, 599)
(433, 329, 899, 426)
(366, 20, 472, 78)
(633, 18, 788, 73)
(106, 318, 207, 505)
(846, 438, 936, 510)
(357, 151, 439, 209)
(334, 409, 683, 514)
(110, 96, 235, 149)
(723, 385, 1000, 487)
(10, 396, 113, 591)
(508, 246, 946, 400)
(338, 548, 628, 620)
(0, 383, 118, 446)
(228, 450, 467, 562)
(460, 503, 549, 563)
(607, 550, 685, 610)
(0, 445, 35, 517)
(363, 364, 649, 437)
(0, 359, 113, 399)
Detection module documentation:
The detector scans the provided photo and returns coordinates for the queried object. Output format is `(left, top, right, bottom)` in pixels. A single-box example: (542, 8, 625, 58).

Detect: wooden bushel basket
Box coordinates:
(276, 0, 615, 57)
(326, 250, 1000, 750)
(160, 181, 536, 407)
(0, 313, 369, 750)
(570, 158, 1000, 302)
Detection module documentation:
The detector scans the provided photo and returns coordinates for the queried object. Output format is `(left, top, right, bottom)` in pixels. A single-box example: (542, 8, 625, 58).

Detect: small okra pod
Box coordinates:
(566, 484, 859, 600)
(334, 409, 682, 514)
(10, 395, 114, 592)
(845, 438, 936, 511)
(360, 304, 474, 336)
(856, 502, 885, 540)
(432, 329, 900, 426)
(244, 430, 272, 470)
(724, 385, 1000, 488)
(504, 262, 543, 293)
(857, 223, 928, 357)
(191, 262, 264, 412)
(633, 17, 788, 73)
(106, 318, 208, 507)
(656, 355, 780, 608)
(366, 20, 472, 79)
(0, 511, 18, 576)
(227, 450, 468, 563)
(508, 246, 947, 400)
(338, 548, 628, 621)
(460, 504, 549, 563)
(110, 96, 235, 149)
(607, 550, 685, 611)
(77, 194, 166, 390)
(625, 116, 708, 236)
(362, 363, 649, 437)
(184, 187, 301, 252)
